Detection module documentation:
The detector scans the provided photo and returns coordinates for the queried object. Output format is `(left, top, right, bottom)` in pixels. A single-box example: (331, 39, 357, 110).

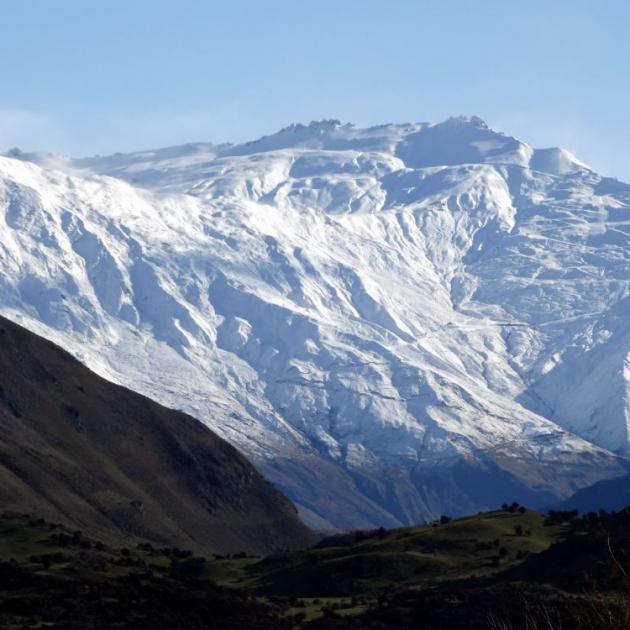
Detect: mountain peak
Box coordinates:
(0, 114, 626, 529)
(279, 119, 345, 133)
(4, 116, 592, 182)
(441, 114, 490, 129)
(529, 146, 591, 175)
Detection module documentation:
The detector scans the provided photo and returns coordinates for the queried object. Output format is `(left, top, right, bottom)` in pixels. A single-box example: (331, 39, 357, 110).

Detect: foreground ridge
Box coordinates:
(0, 315, 313, 553)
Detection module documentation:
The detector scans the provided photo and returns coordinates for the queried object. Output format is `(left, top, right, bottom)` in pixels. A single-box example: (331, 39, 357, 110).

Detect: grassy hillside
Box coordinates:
(0, 512, 294, 629)
(0, 315, 313, 554)
(2, 506, 630, 628)
(243, 508, 566, 596)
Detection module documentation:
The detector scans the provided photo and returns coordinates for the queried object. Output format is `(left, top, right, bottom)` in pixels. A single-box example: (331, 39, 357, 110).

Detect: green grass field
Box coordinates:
(240, 509, 566, 599)
(0, 507, 571, 627)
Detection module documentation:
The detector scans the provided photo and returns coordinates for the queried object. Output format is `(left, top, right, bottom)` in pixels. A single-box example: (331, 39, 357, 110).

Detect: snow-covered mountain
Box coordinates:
(2, 116, 630, 529)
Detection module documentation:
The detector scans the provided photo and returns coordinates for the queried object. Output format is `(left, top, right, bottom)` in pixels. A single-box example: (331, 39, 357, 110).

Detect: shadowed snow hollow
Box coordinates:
(2, 116, 629, 528)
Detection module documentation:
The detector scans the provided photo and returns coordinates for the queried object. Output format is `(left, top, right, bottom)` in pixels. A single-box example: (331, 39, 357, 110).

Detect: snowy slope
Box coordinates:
(2, 116, 630, 528)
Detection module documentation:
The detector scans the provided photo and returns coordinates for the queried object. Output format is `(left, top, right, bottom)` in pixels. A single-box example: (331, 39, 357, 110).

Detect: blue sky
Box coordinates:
(1, 0, 629, 180)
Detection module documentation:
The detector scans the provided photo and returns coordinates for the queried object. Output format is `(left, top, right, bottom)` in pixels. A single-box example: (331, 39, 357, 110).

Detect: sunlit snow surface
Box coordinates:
(2, 117, 630, 528)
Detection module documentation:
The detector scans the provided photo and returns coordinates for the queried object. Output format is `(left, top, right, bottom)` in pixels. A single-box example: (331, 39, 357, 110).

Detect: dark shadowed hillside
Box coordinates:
(0, 315, 314, 554)
(553, 473, 630, 514)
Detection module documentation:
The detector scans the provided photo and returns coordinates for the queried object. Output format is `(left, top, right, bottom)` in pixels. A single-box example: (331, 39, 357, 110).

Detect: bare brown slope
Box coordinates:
(0, 315, 314, 554)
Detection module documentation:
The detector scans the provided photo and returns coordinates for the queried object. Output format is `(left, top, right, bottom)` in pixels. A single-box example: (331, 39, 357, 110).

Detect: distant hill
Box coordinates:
(553, 472, 630, 513)
(0, 314, 313, 554)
